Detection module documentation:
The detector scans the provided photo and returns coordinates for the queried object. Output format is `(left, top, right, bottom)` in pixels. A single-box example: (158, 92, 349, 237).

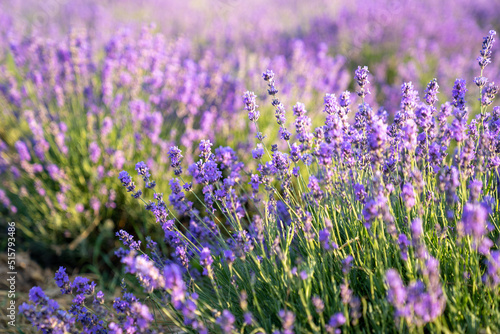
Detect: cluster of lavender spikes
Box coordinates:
(0, 21, 352, 252)
(3, 0, 500, 262)
(20, 30, 500, 333)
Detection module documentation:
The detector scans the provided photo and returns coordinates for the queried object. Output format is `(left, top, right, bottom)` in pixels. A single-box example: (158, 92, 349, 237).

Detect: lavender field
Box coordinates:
(1, 0, 500, 333)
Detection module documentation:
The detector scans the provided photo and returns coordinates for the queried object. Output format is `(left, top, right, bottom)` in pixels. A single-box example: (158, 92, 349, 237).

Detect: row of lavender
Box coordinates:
(3, 0, 500, 96)
(20, 30, 500, 332)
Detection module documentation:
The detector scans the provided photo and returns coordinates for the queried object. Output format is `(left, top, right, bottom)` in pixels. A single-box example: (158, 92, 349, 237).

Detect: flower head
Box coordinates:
(424, 78, 439, 106)
(452, 79, 467, 109)
(354, 65, 370, 98)
(55, 267, 71, 294)
(168, 146, 183, 168)
(199, 247, 213, 276)
(478, 30, 496, 69)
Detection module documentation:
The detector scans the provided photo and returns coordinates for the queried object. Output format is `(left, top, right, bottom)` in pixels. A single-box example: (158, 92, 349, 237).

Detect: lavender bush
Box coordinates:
(0, 24, 348, 257)
(2, 0, 500, 260)
(19, 30, 500, 332)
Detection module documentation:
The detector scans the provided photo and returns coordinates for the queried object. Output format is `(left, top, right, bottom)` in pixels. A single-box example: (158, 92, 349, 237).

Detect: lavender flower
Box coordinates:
(481, 82, 499, 107)
(292, 102, 306, 117)
(353, 183, 367, 203)
(411, 218, 423, 240)
(474, 76, 488, 88)
(116, 230, 141, 251)
(55, 267, 71, 294)
(323, 93, 339, 115)
(339, 91, 351, 109)
(452, 79, 467, 109)
(326, 313, 346, 334)
(199, 247, 213, 276)
(319, 228, 331, 250)
(424, 78, 439, 106)
(175, 246, 189, 268)
(469, 179, 482, 202)
(217, 310, 235, 334)
(131, 302, 154, 330)
(89, 142, 101, 163)
(249, 174, 260, 193)
(168, 146, 183, 168)
(400, 82, 419, 113)
(262, 69, 275, 83)
(312, 296, 324, 313)
(224, 250, 235, 266)
(122, 252, 165, 293)
(278, 310, 295, 334)
(275, 102, 286, 126)
(28, 286, 46, 304)
(398, 234, 410, 261)
(252, 144, 264, 160)
(367, 116, 388, 163)
(401, 183, 416, 209)
(244, 312, 253, 326)
(199, 140, 213, 160)
(460, 202, 491, 254)
(484, 251, 500, 288)
(163, 264, 186, 307)
(385, 269, 407, 312)
(478, 30, 496, 69)
(244, 91, 260, 122)
(272, 151, 290, 172)
(19, 290, 74, 333)
(70, 276, 95, 294)
(354, 65, 370, 98)
(15, 141, 31, 161)
(402, 119, 418, 152)
(415, 105, 433, 131)
(135, 161, 151, 179)
(342, 255, 354, 275)
(290, 143, 301, 163)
